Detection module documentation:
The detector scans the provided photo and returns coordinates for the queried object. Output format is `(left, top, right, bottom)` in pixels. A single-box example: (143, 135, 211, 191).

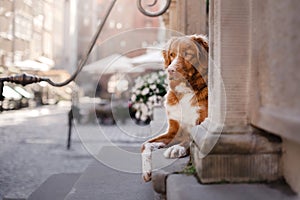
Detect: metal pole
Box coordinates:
(0, 82, 3, 112)
(12, 0, 15, 65)
(67, 108, 73, 149)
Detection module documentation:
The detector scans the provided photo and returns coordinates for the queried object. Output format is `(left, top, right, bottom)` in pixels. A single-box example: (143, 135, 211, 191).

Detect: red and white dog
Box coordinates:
(141, 35, 209, 182)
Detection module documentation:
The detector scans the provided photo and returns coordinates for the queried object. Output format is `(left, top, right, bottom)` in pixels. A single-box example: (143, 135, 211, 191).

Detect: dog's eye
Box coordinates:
(170, 52, 176, 58)
(182, 51, 193, 60)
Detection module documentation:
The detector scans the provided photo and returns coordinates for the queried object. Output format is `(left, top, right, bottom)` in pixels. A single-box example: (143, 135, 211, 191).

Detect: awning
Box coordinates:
(83, 54, 144, 74)
(131, 50, 164, 70)
(3, 86, 22, 100)
(14, 86, 34, 99)
(131, 50, 164, 65)
(15, 59, 52, 71)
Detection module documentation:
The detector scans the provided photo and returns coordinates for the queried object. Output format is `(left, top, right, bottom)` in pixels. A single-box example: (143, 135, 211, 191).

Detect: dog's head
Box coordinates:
(162, 35, 208, 86)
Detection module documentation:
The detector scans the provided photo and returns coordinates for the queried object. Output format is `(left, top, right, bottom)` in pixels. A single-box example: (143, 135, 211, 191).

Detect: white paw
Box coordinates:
(142, 150, 152, 182)
(142, 171, 151, 182)
(163, 144, 187, 158)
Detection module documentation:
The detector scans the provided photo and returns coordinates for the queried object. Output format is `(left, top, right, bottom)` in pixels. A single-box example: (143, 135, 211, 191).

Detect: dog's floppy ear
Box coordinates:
(162, 50, 170, 68)
(191, 34, 208, 52)
(190, 35, 208, 70)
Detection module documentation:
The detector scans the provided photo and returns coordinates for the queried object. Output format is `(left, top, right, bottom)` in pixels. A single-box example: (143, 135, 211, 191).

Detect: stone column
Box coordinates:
(191, 0, 282, 183)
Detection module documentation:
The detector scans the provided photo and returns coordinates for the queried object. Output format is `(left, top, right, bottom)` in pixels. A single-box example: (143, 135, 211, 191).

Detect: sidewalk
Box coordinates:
(64, 146, 155, 200)
(0, 104, 168, 199)
(26, 145, 189, 200)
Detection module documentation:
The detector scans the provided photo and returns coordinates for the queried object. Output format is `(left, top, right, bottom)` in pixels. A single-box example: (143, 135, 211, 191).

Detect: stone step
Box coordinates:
(26, 173, 80, 200)
(166, 174, 298, 200)
(64, 146, 157, 200)
(24, 146, 190, 200)
(3, 198, 26, 200)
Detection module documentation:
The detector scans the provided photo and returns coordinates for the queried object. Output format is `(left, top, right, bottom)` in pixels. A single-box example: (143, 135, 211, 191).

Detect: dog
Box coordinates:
(141, 34, 209, 182)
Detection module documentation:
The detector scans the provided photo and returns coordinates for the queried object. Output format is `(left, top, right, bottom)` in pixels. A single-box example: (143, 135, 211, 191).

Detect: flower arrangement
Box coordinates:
(130, 70, 168, 123)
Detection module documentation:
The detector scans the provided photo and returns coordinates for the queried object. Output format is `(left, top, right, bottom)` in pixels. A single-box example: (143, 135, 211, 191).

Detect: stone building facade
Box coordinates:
(163, 0, 300, 195)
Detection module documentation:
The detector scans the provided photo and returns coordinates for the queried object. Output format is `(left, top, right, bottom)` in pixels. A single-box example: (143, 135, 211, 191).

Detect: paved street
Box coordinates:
(0, 103, 167, 199)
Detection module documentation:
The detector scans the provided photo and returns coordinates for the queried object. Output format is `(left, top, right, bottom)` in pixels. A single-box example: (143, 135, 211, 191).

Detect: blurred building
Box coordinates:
(0, 0, 163, 74)
(95, 0, 162, 58)
(0, 0, 78, 107)
(72, 0, 164, 98)
(0, 0, 65, 72)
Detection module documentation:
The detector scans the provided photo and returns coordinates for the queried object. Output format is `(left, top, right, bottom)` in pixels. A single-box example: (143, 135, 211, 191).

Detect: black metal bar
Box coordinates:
(67, 108, 73, 150)
(0, 73, 47, 86)
(0, 82, 4, 102)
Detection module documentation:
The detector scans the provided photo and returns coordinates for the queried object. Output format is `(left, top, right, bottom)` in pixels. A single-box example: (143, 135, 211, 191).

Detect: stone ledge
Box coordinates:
(192, 143, 281, 183)
(152, 155, 189, 194)
(166, 174, 297, 200)
(191, 122, 282, 156)
(190, 122, 282, 183)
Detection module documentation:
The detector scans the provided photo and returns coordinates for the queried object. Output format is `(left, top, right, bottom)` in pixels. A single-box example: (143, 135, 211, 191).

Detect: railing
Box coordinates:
(0, 0, 171, 102)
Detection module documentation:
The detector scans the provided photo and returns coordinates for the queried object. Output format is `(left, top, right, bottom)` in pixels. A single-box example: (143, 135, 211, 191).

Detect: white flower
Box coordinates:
(135, 111, 141, 119)
(150, 84, 156, 90)
(151, 74, 158, 79)
(135, 90, 141, 95)
(133, 102, 141, 109)
(164, 79, 168, 84)
(148, 78, 155, 84)
(140, 103, 148, 114)
(131, 94, 136, 102)
(141, 114, 147, 122)
(141, 88, 149, 95)
(159, 71, 165, 76)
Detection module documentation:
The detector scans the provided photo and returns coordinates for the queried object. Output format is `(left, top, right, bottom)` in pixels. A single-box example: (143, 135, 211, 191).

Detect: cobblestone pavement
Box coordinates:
(0, 103, 167, 199)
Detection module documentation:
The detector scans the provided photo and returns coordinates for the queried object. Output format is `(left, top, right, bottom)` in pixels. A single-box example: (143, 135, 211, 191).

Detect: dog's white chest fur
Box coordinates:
(165, 84, 199, 127)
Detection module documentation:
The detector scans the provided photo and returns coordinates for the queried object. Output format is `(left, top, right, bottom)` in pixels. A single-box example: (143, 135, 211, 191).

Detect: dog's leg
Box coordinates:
(142, 142, 166, 182)
(141, 119, 180, 182)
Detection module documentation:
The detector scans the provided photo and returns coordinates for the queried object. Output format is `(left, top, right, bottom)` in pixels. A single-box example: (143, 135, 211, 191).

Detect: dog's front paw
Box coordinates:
(142, 171, 152, 182)
(163, 144, 188, 158)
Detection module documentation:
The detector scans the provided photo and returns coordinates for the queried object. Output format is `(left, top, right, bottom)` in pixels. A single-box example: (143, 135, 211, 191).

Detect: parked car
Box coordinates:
(2, 85, 22, 110)
(1, 85, 34, 111)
